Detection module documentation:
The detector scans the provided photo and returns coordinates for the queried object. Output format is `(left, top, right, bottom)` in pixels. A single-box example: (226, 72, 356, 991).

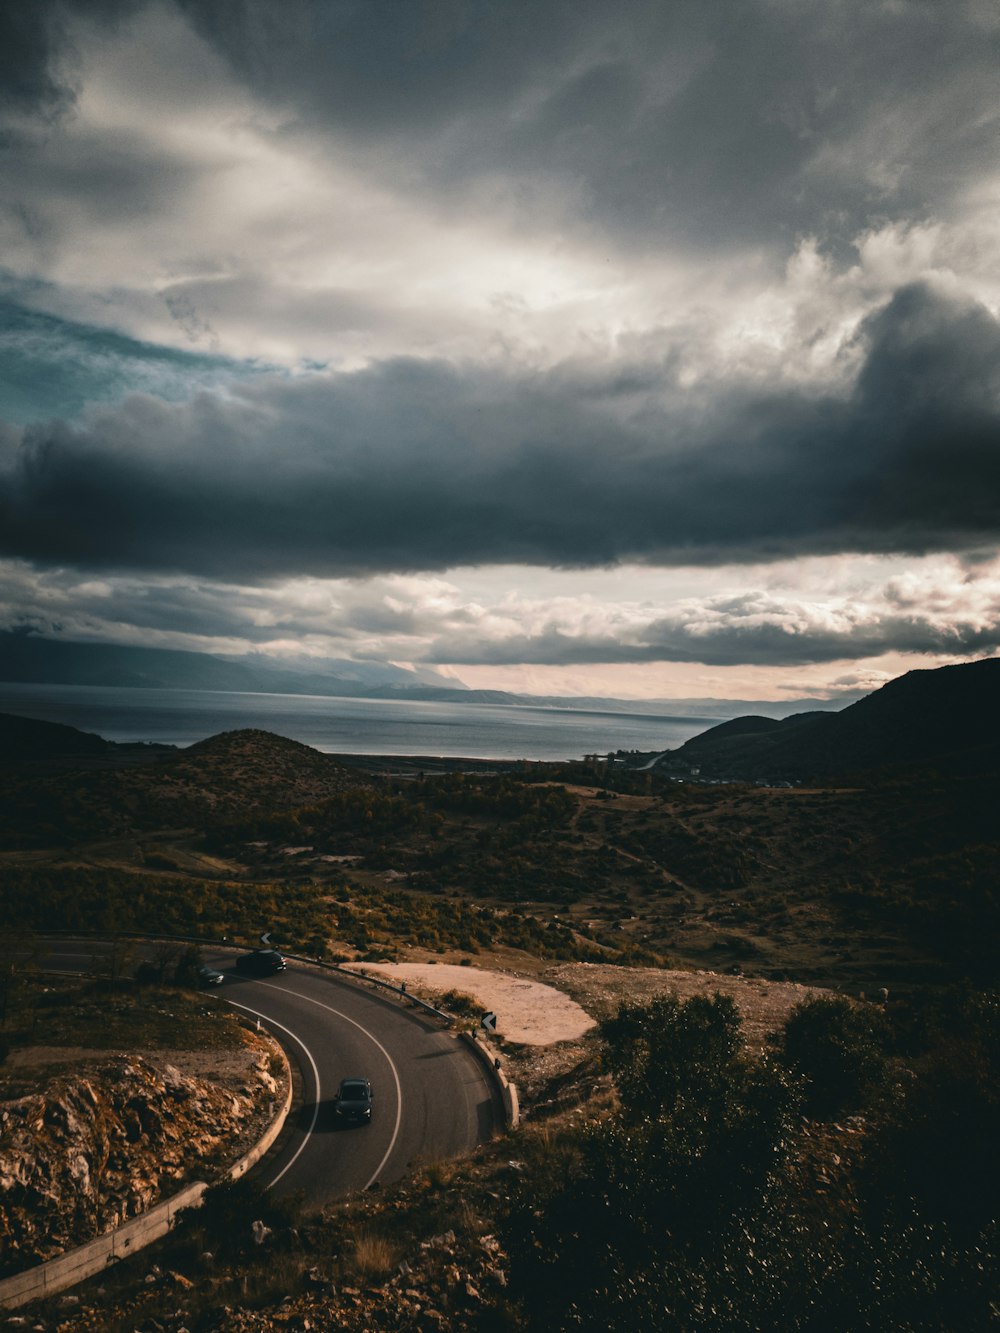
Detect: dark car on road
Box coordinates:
(235, 948, 287, 976)
(198, 964, 225, 986)
(333, 1077, 373, 1124)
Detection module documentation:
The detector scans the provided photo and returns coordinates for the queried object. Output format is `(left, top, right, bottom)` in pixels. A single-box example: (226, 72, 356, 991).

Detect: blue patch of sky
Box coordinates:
(0, 299, 272, 424)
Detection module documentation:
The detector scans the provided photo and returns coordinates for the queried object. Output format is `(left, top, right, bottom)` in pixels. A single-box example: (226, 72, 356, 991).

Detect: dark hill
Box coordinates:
(0, 720, 373, 848)
(170, 728, 365, 806)
(710, 715, 784, 737)
(0, 712, 112, 763)
(184, 727, 337, 764)
(663, 658, 1000, 780)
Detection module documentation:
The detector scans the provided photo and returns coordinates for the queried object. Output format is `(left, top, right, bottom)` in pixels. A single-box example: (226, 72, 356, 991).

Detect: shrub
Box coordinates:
(780, 995, 890, 1117)
(435, 988, 481, 1019)
(599, 992, 743, 1121)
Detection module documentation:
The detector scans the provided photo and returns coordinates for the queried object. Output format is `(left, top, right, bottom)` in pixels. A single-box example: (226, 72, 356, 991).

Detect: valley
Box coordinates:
(0, 659, 998, 1330)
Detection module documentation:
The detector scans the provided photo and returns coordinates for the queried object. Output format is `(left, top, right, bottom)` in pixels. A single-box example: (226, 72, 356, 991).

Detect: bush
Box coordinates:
(503, 994, 801, 1330)
(780, 995, 890, 1117)
(599, 992, 743, 1121)
(351, 1229, 398, 1280)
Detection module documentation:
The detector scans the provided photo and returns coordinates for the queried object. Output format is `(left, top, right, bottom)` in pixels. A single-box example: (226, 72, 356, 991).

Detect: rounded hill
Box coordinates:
(150, 728, 373, 819)
(0, 722, 373, 847)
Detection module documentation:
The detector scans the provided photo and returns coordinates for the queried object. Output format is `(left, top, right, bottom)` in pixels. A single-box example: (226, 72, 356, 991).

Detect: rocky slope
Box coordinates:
(0, 1037, 283, 1276)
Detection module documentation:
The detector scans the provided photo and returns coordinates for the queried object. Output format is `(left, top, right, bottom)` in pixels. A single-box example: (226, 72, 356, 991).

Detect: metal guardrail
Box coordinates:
(38, 930, 456, 1024)
(289, 954, 455, 1022)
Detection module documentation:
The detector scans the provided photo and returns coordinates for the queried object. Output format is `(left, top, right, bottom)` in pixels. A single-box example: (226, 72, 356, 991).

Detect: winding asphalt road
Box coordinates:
(40, 941, 504, 1205)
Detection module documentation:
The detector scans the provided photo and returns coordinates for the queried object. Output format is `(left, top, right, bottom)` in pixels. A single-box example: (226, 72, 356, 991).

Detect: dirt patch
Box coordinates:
(346, 962, 597, 1045)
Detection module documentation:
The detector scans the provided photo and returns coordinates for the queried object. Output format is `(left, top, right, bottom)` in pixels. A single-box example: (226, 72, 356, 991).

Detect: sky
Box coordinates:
(1, 0, 1000, 704)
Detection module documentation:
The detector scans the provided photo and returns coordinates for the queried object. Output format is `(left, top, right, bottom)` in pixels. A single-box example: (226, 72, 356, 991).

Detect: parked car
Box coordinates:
(333, 1077, 373, 1124)
(235, 948, 287, 976)
(197, 964, 225, 986)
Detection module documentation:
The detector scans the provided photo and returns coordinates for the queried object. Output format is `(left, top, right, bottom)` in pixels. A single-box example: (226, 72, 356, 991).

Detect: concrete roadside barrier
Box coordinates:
(460, 1029, 519, 1129)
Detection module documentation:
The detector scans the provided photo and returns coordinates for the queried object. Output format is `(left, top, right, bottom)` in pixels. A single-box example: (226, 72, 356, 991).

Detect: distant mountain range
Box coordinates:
(0, 633, 454, 697)
(660, 658, 1000, 780)
(2, 654, 997, 780)
(0, 632, 836, 721)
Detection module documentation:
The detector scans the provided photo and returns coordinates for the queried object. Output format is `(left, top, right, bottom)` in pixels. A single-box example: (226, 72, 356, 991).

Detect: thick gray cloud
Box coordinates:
(2, 1, 1000, 687)
(7, 1, 999, 257)
(178, 0, 1000, 254)
(1, 282, 998, 580)
(429, 607, 1000, 670)
(0, 0, 139, 121)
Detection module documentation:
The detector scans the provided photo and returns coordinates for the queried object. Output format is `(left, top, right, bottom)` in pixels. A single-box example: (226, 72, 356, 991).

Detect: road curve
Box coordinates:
(40, 941, 505, 1205)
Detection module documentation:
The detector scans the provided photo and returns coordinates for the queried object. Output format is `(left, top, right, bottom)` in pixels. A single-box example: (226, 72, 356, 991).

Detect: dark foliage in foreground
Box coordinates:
(502, 992, 1000, 1331)
(780, 994, 891, 1117)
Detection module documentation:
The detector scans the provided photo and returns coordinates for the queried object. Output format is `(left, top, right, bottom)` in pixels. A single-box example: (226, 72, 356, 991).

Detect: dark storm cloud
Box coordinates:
(0, 0, 140, 121)
(178, 0, 1000, 253)
(1, 282, 998, 582)
(6, 1, 999, 259)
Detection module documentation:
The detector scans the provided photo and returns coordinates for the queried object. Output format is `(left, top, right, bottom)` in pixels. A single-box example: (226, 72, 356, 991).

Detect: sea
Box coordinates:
(0, 683, 719, 761)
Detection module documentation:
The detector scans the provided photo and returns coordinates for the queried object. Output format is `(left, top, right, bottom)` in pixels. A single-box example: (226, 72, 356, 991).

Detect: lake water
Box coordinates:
(0, 683, 719, 761)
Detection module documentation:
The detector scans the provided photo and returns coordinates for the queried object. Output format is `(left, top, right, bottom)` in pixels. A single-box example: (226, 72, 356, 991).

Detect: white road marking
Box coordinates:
(227, 999, 322, 1190)
(44, 947, 411, 1192)
(274, 984, 404, 1190)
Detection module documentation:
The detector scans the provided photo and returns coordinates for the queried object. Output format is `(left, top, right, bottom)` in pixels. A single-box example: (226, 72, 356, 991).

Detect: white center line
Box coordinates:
(274, 985, 404, 1190)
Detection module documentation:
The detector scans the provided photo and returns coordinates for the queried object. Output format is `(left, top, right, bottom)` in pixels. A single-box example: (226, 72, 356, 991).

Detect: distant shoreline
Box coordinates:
(0, 682, 712, 763)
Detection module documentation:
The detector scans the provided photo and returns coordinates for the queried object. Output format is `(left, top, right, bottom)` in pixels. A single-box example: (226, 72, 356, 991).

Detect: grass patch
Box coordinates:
(351, 1229, 399, 1281)
(0, 972, 242, 1073)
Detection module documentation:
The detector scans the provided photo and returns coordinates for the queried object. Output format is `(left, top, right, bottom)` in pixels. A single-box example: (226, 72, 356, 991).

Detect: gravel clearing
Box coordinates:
(346, 962, 597, 1044)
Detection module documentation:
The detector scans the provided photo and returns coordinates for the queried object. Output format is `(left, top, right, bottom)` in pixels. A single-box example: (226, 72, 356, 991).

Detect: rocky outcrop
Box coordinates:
(0, 1048, 280, 1276)
(217, 1228, 512, 1332)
